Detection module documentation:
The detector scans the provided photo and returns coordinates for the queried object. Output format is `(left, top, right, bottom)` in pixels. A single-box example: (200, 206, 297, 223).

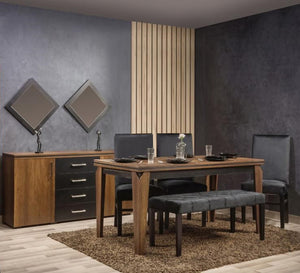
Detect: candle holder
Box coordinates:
(95, 130, 102, 151)
(35, 129, 43, 153)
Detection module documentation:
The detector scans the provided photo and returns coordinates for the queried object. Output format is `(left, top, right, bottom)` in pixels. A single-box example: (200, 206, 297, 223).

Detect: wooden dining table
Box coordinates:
(94, 156, 264, 255)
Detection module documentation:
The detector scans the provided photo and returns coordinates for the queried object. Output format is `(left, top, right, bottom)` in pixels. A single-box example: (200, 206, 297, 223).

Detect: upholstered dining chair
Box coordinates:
(156, 133, 207, 227)
(241, 134, 291, 228)
(114, 133, 164, 236)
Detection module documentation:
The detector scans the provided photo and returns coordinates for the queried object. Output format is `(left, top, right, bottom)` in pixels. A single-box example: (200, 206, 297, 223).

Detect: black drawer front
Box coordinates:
(56, 157, 98, 174)
(55, 202, 95, 222)
(56, 187, 96, 206)
(56, 172, 95, 189)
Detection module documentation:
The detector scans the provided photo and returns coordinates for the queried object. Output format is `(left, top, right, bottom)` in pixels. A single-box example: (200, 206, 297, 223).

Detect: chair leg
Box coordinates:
(187, 213, 192, 220)
(280, 195, 285, 229)
(259, 204, 265, 240)
(252, 205, 256, 220)
(165, 212, 169, 229)
(230, 207, 236, 233)
(176, 213, 182, 257)
(117, 200, 122, 236)
(149, 208, 155, 246)
(114, 204, 117, 227)
(241, 206, 246, 223)
(159, 211, 164, 234)
(285, 194, 289, 224)
(202, 211, 207, 227)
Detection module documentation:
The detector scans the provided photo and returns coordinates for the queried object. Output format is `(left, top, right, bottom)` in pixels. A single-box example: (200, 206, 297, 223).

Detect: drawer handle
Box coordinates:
(71, 209, 87, 214)
(71, 194, 87, 199)
(71, 178, 87, 183)
(71, 163, 87, 167)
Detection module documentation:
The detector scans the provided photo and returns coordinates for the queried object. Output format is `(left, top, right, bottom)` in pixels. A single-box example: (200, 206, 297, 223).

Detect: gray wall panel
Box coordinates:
(0, 3, 131, 213)
(195, 5, 300, 215)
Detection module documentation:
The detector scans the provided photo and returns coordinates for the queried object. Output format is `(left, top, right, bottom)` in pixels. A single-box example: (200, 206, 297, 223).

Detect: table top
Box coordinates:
(94, 156, 264, 172)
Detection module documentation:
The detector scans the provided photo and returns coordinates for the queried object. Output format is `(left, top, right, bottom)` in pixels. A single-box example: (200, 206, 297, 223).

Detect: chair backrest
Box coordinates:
(114, 133, 153, 158)
(156, 133, 193, 157)
(114, 133, 153, 186)
(252, 135, 290, 184)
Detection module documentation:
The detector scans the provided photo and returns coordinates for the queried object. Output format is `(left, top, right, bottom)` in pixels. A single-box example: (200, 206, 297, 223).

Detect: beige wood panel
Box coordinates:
(131, 22, 195, 147)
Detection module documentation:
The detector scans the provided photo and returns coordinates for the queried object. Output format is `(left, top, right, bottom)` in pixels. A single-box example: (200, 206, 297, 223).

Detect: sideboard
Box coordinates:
(2, 150, 115, 228)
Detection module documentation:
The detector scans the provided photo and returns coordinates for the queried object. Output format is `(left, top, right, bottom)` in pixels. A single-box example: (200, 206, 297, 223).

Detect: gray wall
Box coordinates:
(0, 3, 131, 213)
(195, 5, 300, 215)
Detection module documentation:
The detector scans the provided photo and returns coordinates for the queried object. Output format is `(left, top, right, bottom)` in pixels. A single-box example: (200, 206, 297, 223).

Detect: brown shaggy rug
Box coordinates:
(48, 215, 300, 273)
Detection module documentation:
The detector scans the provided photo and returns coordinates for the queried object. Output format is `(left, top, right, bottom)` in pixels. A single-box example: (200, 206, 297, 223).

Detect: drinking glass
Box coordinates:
(147, 148, 154, 164)
(205, 145, 212, 156)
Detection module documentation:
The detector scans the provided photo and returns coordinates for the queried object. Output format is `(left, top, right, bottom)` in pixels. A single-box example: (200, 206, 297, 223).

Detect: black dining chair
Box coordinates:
(241, 134, 291, 228)
(156, 133, 207, 227)
(114, 133, 164, 236)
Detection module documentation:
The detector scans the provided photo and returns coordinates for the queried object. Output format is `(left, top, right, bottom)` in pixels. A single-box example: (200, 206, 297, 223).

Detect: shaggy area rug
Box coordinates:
(48, 215, 300, 273)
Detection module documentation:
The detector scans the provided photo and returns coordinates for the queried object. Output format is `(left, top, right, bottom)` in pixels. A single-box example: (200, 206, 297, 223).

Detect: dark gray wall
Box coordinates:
(0, 3, 131, 213)
(195, 5, 300, 215)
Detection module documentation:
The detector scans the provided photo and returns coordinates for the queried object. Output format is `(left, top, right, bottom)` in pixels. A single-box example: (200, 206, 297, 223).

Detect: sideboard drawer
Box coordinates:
(56, 187, 96, 206)
(55, 202, 95, 222)
(56, 172, 95, 189)
(56, 157, 98, 174)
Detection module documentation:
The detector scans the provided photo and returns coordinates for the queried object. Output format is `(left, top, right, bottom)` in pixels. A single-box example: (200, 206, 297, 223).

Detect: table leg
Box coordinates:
(206, 175, 218, 222)
(254, 165, 263, 234)
(96, 167, 105, 237)
(132, 171, 150, 255)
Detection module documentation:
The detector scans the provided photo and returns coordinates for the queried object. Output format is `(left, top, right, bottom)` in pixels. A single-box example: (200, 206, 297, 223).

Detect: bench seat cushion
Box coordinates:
(148, 190, 265, 214)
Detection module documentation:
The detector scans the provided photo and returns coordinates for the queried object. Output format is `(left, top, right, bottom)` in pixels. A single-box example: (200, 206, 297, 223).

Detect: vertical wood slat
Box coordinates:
(190, 29, 195, 145)
(147, 23, 152, 133)
(171, 26, 177, 133)
(131, 22, 137, 134)
(131, 22, 195, 147)
(141, 23, 147, 133)
(157, 24, 162, 134)
(136, 22, 142, 133)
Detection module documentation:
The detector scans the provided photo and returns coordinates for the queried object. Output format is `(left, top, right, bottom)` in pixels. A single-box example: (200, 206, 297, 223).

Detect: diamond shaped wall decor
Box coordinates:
(64, 80, 109, 133)
(5, 78, 59, 135)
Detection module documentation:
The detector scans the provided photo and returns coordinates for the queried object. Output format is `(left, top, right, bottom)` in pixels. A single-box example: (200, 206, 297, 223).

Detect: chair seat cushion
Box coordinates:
(241, 179, 287, 196)
(158, 179, 207, 194)
(116, 183, 165, 201)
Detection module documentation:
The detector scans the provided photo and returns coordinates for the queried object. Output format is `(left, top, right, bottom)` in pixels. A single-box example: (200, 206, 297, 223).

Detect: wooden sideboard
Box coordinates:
(2, 150, 115, 228)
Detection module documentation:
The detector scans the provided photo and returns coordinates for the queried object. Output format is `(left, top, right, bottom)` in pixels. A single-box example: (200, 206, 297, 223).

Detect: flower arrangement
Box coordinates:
(178, 133, 185, 142)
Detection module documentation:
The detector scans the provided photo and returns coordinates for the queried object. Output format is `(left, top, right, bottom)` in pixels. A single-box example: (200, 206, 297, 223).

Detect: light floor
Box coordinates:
(0, 211, 300, 273)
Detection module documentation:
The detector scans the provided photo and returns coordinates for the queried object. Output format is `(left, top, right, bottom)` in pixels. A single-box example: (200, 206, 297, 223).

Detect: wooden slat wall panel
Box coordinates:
(131, 22, 195, 149)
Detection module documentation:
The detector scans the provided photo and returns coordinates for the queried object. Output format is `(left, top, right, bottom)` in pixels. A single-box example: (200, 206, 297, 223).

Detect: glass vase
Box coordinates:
(176, 140, 186, 159)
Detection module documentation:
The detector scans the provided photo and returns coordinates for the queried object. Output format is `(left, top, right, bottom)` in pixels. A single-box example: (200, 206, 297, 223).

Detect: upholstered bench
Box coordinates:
(148, 190, 265, 256)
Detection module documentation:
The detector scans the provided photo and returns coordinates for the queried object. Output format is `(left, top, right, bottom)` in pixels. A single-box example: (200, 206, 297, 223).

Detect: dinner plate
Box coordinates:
(114, 158, 138, 163)
(167, 158, 190, 164)
(205, 155, 226, 161)
(134, 155, 147, 160)
(219, 153, 237, 158)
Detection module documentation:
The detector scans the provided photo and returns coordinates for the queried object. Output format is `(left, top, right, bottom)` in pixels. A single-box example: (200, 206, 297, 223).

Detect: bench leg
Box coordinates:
(230, 207, 236, 233)
(241, 206, 246, 223)
(259, 204, 265, 240)
(202, 211, 207, 227)
(149, 208, 155, 246)
(187, 213, 192, 220)
(176, 213, 182, 257)
(165, 212, 169, 229)
(252, 205, 256, 220)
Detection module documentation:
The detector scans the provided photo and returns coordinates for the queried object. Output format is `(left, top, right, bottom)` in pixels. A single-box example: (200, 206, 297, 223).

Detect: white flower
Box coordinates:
(178, 133, 185, 141)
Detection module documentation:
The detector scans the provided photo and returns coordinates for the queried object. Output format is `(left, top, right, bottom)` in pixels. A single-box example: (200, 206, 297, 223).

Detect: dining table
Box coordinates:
(94, 155, 264, 255)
